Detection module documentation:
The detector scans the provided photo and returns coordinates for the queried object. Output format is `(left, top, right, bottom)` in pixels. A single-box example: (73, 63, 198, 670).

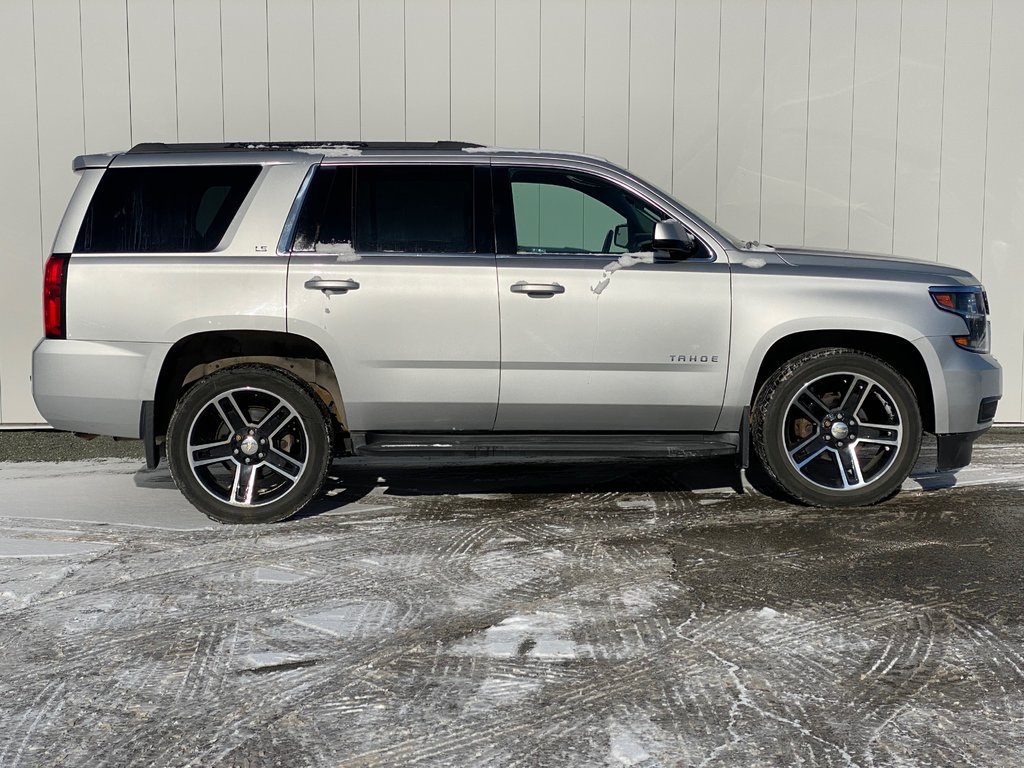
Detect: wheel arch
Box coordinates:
(750, 330, 935, 433)
(153, 330, 347, 441)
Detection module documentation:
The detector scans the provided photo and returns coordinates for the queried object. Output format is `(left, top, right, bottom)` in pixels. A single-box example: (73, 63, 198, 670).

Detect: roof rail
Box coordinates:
(126, 141, 484, 154)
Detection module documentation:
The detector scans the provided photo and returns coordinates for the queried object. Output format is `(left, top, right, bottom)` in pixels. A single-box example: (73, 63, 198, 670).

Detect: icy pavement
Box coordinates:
(0, 431, 1022, 766)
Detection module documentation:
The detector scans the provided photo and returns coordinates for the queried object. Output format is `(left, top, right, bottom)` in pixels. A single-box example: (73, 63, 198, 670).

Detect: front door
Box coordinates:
(493, 165, 731, 432)
(287, 163, 499, 432)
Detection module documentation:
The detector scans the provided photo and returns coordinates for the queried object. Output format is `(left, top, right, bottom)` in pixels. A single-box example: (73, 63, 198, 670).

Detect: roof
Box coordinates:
(74, 142, 612, 172)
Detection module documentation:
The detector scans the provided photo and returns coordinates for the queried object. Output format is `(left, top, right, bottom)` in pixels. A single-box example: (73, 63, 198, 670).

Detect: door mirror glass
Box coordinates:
(612, 223, 630, 250)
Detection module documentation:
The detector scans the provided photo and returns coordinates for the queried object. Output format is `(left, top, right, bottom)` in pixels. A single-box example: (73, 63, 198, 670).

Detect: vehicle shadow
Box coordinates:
(296, 455, 756, 519)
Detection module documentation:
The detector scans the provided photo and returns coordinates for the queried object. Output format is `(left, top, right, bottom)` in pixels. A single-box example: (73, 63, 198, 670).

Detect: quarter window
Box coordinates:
(75, 165, 259, 253)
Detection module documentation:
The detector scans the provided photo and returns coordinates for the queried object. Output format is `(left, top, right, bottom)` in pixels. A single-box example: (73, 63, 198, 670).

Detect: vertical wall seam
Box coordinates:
(311, 0, 317, 141)
(669, 0, 677, 194)
(979, 0, 994, 284)
(582, 0, 587, 152)
(219, 0, 225, 141)
(357, 0, 363, 139)
(625, 0, 632, 166)
(78, 0, 86, 150)
(581, 0, 587, 153)
(935, 0, 949, 263)
(448, 0, 452, 141)
(492, 0, 498, 145)
(714, 0, 724, 223)
(890, 0, 904, 255)
(715, 0, 722, 223)
(537, 0, 542, 146)
(402, 0, 407, 141)
(31, 0, 44, 265)
(126, 0, 133, 145)
(757, 0, 767, 242)
(846, 0, 859, 250)
(265, 0, 270, 139)
(581, 0, 588, 240)
(172, 0, 179, 142)
(801, 0, 813, 245)
(493, 0, 497, 144)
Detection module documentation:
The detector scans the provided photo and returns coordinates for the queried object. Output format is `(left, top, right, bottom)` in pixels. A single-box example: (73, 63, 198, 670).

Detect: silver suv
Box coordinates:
(33, 142, 1002, 523)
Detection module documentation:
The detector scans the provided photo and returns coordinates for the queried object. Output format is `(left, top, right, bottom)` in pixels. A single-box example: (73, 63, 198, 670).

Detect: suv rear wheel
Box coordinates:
(166, 364, 332, 524)
(752, 349, 922, 506)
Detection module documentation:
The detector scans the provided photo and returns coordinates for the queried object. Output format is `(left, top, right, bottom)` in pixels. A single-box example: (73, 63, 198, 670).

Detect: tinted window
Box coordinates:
(75, 166, 260, 253)
(508, 168, 664, 255)
(291, 166, 354, 252)
(355, 166, 474, 253)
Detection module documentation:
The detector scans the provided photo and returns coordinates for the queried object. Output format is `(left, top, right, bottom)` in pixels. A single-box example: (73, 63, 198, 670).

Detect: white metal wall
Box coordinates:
(1, 0, 1022, 424)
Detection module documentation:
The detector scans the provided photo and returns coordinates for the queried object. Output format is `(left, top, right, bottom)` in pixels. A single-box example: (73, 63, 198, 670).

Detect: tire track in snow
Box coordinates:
(75, 528, 684, 765)
(0, 680, 66, 768)
(66, 561, 584, 765)
(854, 612, 944, 718)
(335, 616, 853, 767)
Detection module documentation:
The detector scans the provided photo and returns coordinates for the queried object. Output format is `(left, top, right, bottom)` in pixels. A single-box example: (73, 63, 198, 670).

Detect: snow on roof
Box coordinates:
(295, 145, 363, 157)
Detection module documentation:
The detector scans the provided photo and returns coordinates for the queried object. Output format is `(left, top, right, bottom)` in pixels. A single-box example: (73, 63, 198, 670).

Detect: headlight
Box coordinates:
(929, 285, 990, 353)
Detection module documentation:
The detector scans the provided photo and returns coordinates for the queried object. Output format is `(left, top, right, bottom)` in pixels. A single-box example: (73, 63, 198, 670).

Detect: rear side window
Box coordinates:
(75, 165, 260, 253)
(355, 166, 474, 253)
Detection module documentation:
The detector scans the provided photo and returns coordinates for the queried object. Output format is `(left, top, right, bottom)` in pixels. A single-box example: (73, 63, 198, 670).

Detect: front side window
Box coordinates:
(75, 165, 260, 253)
(508, 168, 665, 255)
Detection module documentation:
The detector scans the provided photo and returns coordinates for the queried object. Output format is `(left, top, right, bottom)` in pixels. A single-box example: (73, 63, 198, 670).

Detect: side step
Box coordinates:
(351, 432, 739, 460)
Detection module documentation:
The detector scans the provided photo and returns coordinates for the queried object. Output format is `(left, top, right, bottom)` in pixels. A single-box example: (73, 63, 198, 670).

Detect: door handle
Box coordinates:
(510, 282, 565, 298)
(304, 278, 360, 294)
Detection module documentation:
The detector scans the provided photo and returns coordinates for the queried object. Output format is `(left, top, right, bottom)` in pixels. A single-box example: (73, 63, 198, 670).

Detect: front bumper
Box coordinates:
(32, 339, 170, 438)
(915, 335, 1001, 435)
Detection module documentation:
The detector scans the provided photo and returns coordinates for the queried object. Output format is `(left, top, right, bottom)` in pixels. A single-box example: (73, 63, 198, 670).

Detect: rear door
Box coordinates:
(286, 162, 500, 432)
(493, 164, 731, 432)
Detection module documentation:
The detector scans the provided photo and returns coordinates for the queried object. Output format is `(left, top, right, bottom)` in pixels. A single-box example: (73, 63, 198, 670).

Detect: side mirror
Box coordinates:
(612, 223, 630, 250)
(653, 219, 698, 256)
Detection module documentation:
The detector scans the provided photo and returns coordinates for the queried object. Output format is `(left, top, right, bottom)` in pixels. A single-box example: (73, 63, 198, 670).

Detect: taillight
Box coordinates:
(43, 254, 70, 339)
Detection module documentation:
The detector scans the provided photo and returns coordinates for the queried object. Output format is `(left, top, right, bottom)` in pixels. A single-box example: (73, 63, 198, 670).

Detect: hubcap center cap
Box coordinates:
(240, 435, 260, 456)
(830, 421, 850, 440)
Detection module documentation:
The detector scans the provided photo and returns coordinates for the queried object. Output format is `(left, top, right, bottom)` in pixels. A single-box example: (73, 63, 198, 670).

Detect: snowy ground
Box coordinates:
(0, 431, 1022, 766)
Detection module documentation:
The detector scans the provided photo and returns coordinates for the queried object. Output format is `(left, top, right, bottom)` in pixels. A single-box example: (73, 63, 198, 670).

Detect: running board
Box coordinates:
(351, 432, 739, 460)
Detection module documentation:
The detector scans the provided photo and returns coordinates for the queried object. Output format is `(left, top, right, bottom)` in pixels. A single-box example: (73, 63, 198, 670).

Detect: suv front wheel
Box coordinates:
(166, 364, 332, 524)
(752, 349, 922, 506)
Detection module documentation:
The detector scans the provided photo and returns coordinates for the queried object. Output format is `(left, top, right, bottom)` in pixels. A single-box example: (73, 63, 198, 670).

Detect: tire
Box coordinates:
(166, 364, 333, 524)
(752, 348, 922, 507)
